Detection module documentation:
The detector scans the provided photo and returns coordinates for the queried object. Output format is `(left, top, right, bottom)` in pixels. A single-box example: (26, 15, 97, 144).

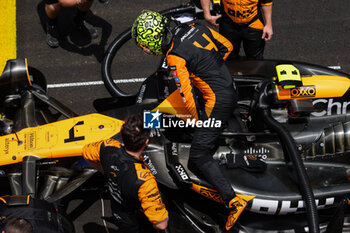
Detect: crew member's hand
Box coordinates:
(262, 24, 273, 41)
(204, 14, 222, 27)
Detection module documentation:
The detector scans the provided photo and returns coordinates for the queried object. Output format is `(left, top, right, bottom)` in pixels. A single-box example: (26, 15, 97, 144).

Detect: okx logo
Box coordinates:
(143, 110, 162, 129)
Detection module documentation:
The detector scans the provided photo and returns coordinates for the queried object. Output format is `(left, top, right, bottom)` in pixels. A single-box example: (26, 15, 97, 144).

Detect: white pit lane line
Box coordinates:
(47, 78, 146, 89)
(47, 66, 342, 89)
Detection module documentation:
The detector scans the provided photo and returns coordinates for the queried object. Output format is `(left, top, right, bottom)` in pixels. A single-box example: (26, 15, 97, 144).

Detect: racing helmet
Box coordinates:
(132, 11, 172, 56)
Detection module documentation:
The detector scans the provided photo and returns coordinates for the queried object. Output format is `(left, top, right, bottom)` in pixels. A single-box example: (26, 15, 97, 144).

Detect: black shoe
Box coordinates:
(75, 20, 98, 39)
(46, 23, 59, 48)
(225, 196, 247, 231)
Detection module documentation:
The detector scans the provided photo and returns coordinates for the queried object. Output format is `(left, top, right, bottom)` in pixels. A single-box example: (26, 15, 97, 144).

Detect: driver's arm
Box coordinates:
(166, 54, 199, 120)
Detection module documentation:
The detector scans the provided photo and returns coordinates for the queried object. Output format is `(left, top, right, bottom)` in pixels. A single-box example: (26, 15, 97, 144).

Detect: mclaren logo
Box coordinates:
(290, 86, 316, 98)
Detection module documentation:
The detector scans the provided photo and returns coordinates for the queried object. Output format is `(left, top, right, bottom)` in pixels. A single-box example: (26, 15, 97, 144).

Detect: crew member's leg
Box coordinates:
(73, 0, 98, 39)
(44, 0, 60, 48)
(219, 20, 242, 60)
(242, 27, 265, 60)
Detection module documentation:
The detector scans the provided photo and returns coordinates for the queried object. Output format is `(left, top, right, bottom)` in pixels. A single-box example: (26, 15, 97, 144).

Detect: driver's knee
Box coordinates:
(188, 152, 212, 171)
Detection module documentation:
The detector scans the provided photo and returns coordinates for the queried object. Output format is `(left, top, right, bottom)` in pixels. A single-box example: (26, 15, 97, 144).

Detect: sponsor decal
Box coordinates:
(312, 98, 350, 116)
(143, 154, 158, 175)
(24, 131, 36, 150)
(197, 186, 223, 202)
(250, 197, 335, 215)
(155, 206, 165, 211)
(171, 70, 178, 78)
(161, 58, 168, 69)
(171, 143, 178, 156)
(108, 180, 123, 204)
(3, 138, 9, 155)
(175, 164, 189, 180)
(180, 27, 198, 42)
(227, 7, 254, 18)
(110, 165, 119, 172)
(171, 69, 186, 103)
(147, 191, 160, 199)
(290, 85, 316, 98)
(136, 84, 147, 104)
(138, 171, 152, 180)
(113, 213, 122, 220)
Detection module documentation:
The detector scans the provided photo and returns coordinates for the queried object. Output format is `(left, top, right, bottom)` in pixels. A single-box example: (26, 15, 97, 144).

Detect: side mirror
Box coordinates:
(0, 58, 32, 96)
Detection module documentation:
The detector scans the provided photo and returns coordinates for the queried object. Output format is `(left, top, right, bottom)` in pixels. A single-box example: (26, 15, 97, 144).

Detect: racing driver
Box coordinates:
(132, 11, 247, 231)
(82, 114, 169, 233)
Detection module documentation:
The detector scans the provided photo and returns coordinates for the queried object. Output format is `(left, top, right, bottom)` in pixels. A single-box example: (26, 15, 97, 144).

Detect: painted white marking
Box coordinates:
(47, 78, 146, 89)
(328, 66, 341, 70)
(47, 65, 342, 89)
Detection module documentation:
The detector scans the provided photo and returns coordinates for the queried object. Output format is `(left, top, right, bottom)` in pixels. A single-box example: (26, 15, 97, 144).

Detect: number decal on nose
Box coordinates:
(64, 121, 85, 143)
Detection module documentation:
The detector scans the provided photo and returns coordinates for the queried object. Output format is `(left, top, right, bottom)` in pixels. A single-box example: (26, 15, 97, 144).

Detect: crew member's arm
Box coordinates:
(261, 1, 273, 41)
(82, 139, 121, 174)
(167, 54, 199, 120)
(200, 0, 221, 26)
(138, 176, 169, 230)
(82, 140, 104, 173)
(58, 0, 93, 7)
(208, 27, 233, 60)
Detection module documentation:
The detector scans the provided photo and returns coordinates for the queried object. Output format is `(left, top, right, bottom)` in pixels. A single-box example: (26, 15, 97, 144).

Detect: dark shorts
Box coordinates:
(44, 0, 59, 4)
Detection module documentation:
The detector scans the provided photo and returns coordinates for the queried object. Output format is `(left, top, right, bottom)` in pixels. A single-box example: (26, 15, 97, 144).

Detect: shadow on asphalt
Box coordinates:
(83, 222, 119, 233)
(36, 1, 112, 62)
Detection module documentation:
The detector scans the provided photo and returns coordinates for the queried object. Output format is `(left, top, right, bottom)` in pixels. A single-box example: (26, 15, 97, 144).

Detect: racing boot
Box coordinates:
(225, 196, 247, 231)
(46, 19, 59, 48)
(74, 10, 98, 39)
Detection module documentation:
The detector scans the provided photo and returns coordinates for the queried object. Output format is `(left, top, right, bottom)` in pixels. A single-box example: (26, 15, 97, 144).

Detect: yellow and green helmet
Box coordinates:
(132, 11, 168, 56)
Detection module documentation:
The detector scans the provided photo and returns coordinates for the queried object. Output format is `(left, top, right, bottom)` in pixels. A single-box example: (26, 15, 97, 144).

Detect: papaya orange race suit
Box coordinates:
(82, 135, 168, 233)
(219, 0, 273, 59)
(165, 23, 237, 202)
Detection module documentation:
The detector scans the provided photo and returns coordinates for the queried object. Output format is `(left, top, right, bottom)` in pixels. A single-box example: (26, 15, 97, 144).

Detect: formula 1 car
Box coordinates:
(97, 1, 350, 231)
(0, 59, 123, 232)
(98, 55, 350, 233)
(1, 55, 350, 233)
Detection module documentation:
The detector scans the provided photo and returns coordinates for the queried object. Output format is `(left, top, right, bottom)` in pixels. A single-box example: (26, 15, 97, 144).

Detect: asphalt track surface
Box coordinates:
(14, 0, 350, 232)
(17, 0, 350, 115)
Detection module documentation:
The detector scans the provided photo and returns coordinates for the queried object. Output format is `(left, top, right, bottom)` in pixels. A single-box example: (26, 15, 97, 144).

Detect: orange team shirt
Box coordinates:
(222, 0, 273, 29)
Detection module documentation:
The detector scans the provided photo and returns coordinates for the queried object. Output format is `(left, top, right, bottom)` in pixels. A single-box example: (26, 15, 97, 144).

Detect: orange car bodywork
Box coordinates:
(0, 113, 123, 166)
